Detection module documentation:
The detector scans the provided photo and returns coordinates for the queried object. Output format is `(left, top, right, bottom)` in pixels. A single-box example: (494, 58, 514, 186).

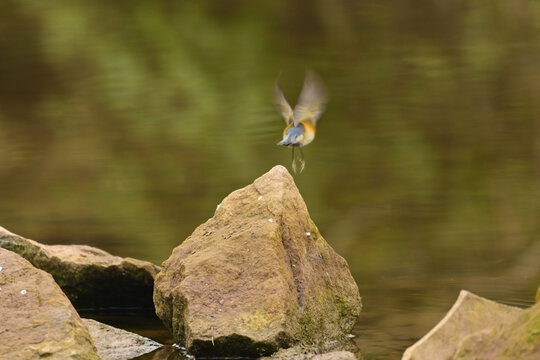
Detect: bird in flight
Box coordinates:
(275, 70, 328, 173)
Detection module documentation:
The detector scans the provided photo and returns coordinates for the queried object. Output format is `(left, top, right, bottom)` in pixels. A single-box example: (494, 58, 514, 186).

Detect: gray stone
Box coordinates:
(264, 347, 358, 360)
(83, 318, 162, 360)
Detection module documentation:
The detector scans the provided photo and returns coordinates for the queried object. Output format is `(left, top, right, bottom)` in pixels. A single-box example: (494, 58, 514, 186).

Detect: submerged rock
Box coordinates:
(154, 165, 361, 357)
(0, 248, 100, 359)
(83, 318, 162, 360)
(0, 226, 160, 309)
(402, 290, 522, 360)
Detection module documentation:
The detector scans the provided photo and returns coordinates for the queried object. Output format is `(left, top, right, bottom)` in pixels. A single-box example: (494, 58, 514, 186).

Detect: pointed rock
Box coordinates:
(0, 248, 100, 359)
(154, 165, 361, 357)
(402, 290, 522, 360)
(0, 226, 160, 309)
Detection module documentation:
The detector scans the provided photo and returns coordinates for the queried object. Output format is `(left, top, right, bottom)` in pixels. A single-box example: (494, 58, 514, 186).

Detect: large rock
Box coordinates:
(0, 248, 100, 359)
(402, 290, 522, 360)
(83, 318, 162, 360)
(453, 299, 540, 359)
(154, 165, 361, 357)
(0, 226, 160, 309)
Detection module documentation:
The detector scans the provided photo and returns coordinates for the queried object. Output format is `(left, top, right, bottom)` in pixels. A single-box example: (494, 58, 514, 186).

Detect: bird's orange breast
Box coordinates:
(300, 121, 316, 146)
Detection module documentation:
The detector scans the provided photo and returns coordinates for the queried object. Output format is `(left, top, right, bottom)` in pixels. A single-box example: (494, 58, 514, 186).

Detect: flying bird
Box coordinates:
(275, 70, 328, 173)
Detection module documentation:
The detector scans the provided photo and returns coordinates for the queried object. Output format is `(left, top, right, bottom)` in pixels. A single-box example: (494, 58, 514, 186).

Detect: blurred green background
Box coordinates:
(1, 1, 540, 358)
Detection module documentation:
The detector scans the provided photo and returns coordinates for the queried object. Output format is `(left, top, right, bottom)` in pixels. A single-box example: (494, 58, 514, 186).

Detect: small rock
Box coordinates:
(0, 226, 160, 309)
(312, 351, 357, 360)
(402, 290, 522, 360)
(0, 248, 99, 359)
(264, 347, 358, 360)
(83, 318, 162, 360)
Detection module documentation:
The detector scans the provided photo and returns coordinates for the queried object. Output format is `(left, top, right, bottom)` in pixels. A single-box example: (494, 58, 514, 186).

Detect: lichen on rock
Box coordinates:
(154, 165, 361, 357)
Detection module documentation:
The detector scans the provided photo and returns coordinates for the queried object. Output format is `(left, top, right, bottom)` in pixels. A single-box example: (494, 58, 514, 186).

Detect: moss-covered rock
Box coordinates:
(0, 226, 160, 309)
(154, 165, 361, 357)
(402, 290, 522, 360)
(0, 248, 100, 359)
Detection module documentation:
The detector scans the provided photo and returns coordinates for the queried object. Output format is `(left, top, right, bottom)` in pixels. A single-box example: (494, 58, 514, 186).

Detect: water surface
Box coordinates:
(1, 1, 540, 359)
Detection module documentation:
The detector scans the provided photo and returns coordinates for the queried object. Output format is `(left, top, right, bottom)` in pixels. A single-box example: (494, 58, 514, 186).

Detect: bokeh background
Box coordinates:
(1, 1, 540, 359)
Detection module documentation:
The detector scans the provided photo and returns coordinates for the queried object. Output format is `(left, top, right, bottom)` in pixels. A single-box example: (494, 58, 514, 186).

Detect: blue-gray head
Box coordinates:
(277, 123, 305, 147)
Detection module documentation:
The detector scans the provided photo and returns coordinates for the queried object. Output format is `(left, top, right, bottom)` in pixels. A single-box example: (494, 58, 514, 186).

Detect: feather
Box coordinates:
(292, 70, 328, 126)
(275, 78, 294, 125)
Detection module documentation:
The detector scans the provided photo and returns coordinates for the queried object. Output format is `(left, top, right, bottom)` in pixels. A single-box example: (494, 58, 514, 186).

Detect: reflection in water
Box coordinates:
(1, 1, 540, 359)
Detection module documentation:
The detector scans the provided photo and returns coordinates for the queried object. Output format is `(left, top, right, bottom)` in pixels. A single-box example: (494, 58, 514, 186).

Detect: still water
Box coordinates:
(1, 1, 540, 359)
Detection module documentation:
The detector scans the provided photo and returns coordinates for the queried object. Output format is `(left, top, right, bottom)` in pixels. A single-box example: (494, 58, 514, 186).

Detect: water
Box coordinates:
(1, 1, 540, 359)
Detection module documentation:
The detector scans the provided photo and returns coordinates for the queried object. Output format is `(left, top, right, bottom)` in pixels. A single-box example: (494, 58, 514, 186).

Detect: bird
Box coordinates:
(275, 70, 328, 173)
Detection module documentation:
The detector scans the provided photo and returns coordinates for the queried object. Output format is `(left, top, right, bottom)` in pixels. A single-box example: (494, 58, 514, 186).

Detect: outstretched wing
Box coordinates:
(275, 79, 294, 125)
(292, 70, 328, 126)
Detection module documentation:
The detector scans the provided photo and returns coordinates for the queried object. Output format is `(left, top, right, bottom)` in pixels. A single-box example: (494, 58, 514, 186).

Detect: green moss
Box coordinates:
(526, 323, 540, 345)
(298, 308, 325, 345)
(335, 294, 361, 319)
(335, 295, 347, 317)
(299, 311, 313, 339)
(0, 274, 8, 284)
(242, 309, 274, 331)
